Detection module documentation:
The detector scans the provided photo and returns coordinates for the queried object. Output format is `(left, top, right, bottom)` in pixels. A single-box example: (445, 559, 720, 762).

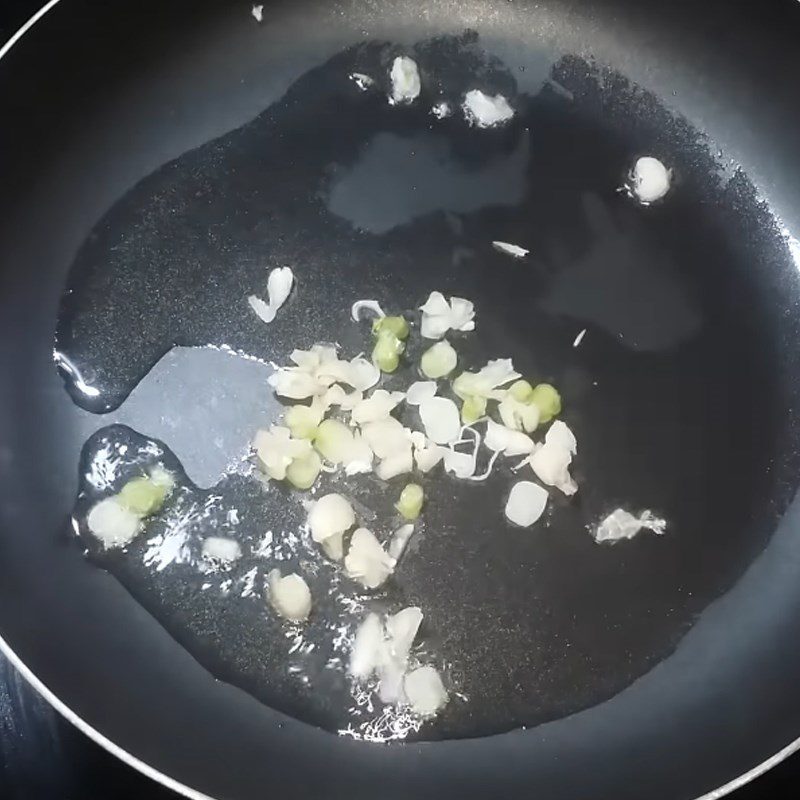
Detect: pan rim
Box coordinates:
(1, 1, 798, 799)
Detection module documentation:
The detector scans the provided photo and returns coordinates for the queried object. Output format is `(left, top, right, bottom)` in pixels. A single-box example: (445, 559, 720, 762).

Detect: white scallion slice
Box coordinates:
(419, 397, 461, 444)
(505, 481, 548, 527)
(406, 381, 437, 406)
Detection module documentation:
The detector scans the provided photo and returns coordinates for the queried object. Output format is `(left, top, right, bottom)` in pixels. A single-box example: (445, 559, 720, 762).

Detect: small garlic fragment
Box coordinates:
(86, 497, 141, 549)
(389, 56, 421, 104)
(349, 613, 385, 679)
(404, 665, 448, 716)
(462, 90, 514, 128)
(492, 241, 529, 258)
(267, 569, 312, 621)
(594, 509, 667, 543)
(529, 420, 578, 495)
(248, 267, 294, 324)
(351, 390, 404, 425)
(389, 523, 415, 560)
(344, 528, 395, 589)
(201, 537, 242, 563)
(629, 156, 671, 204)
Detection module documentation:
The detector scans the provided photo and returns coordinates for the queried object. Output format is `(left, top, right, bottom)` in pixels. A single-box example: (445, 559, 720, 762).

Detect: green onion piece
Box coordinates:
(373, 315, 410, 340)
(372, 330, 405, 373)
(395, 483, 424, 520)
(285, 405, 321, 440)
(286, 451, 322, 490)
(508, 379, 534, 403)
(461, 395, 487, 424)
(420, 340, 457, 379)
(452, 372, 479, 401)
(118, 475, 171, 517)
(530, 383, 562, 423)
(314, 419, 353, 463)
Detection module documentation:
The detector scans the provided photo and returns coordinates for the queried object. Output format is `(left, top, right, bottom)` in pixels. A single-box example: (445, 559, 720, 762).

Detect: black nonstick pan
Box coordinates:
(2, 0, 800, 798)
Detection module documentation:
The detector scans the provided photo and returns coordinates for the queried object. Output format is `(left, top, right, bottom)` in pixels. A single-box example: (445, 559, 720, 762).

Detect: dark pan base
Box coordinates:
(2, 0, 800, 797)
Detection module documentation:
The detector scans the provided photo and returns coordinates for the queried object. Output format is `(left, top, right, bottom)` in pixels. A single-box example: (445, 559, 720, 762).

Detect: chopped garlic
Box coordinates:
(404, 665, 448, 716)
(349, 607, 425, 704)
(351, 389, 404, 425)
(248, 267, 293, 324)
(268, 569, 312, 621)
(201, 537, 242, 563)
(375, 448, 414, 480)
(420, 340, 457, 379)
(86, 497, 141, 549)
(307, 493, 355, 558)
(380, 607, 424, 702)
(629, 156, 671, 204)
(431, 101, 451, 119)
(389, 56, 421, 105)
(419, 397, 461, 444)
(344, 528, 395, 589)
(349, 613, 385, 679)
(594, 509, 666, 543)
(414, 440, 446, 473)
(419, 291, 475, 339)
(360, 417, 409, 459)
(485, 419, 535, 456)
(253, 426, 313, 481)
(349, 73, 374, 91)
(505, 481, 548, 527)
(492, 241, 529, 258)
(389, 523, 415, 559)
(528, 421, 577, 495)
(453, 358, 520, 400)
(406, 381, 437, 405)
(462, 90, 514, 128)
(269, 344, 378, 400)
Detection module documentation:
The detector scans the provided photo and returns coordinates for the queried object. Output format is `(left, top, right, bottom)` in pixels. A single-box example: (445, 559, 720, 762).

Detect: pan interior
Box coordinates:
(52, 32, 798, 741)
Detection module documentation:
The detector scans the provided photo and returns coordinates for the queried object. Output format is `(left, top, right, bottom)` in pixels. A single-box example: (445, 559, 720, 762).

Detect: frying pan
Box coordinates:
(2, 0, 800, 797)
